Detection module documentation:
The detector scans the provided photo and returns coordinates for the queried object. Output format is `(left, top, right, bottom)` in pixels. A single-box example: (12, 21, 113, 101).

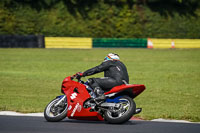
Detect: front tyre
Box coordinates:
(44, 97, 68, 122)
(104, 96, 136, 124)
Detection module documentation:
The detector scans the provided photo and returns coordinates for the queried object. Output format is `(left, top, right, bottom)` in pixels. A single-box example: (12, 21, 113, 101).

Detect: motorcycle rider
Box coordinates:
(77, 53, 129, 102)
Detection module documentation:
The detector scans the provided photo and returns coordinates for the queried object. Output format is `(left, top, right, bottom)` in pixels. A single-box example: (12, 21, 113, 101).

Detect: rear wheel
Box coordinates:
(104, 96, 136, 124)
(44, 97, 68, 122)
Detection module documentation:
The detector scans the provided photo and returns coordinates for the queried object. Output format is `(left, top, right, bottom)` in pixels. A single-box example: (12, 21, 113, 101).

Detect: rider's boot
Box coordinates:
(93, 87, 106, 103)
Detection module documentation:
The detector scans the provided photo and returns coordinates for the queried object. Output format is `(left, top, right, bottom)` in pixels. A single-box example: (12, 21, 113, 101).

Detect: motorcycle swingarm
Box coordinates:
(100, 102, 120, 108)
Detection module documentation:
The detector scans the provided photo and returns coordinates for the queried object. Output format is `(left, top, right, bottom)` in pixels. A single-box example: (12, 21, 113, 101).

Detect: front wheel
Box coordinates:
(44, 96, 68, 122)
(104, 96, 136, 124)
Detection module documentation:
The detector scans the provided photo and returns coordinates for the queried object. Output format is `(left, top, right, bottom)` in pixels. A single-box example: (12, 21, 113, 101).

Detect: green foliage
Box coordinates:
(0, 0, 200, 38)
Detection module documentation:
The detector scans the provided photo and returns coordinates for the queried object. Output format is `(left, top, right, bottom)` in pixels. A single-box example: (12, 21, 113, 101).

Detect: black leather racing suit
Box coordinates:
(83, 60, 129, 91)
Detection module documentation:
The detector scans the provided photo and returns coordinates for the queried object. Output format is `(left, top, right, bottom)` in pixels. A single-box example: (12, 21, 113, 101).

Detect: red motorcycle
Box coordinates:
(44, 74, 145, 124)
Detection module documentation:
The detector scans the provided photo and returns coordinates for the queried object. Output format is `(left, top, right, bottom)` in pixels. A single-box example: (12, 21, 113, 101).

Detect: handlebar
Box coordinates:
(71, 73, 87, 84)
(71, 73, 82, 81)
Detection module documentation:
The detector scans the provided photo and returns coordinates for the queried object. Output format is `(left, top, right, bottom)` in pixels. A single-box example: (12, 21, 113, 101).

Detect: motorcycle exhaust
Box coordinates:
(135, 108, 142, 114)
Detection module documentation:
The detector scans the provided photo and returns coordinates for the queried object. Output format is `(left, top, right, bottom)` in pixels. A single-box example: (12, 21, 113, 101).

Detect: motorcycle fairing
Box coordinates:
(104, 84, 145, 98)
(62, 78, 103, 121)
(61, 76, 145, 121)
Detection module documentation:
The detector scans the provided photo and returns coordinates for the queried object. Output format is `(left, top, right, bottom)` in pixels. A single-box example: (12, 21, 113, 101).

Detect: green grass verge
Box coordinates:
(0, 48, 199, 122)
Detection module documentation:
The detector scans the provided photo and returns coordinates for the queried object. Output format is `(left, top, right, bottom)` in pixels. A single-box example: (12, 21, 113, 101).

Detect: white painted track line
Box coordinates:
(0, 111, 43, 117)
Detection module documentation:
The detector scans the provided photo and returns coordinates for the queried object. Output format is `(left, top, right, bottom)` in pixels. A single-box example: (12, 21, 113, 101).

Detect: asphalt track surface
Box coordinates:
(0, 115, 200, 133)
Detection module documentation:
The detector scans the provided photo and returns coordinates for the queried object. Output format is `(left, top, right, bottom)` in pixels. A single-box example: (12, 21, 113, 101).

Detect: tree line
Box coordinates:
(0, 0, 200, 38)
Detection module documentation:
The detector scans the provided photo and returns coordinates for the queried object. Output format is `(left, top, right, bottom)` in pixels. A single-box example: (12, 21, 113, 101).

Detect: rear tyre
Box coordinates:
(44, 97, 68, 122)
(104, 96, 136, 124)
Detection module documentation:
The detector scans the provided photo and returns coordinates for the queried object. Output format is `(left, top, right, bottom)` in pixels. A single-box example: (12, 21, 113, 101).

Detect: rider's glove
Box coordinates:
(75, 72, 84, 79)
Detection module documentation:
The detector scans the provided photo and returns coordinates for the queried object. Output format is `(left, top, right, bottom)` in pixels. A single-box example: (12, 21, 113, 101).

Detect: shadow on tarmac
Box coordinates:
(59, 118, 140, 125)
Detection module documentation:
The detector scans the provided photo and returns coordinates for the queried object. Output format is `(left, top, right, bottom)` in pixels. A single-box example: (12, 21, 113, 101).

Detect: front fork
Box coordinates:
(55, 95, 66, 107)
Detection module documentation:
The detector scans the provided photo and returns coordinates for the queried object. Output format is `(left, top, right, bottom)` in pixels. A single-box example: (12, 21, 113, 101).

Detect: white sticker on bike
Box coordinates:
(70, 92, 77, 100)
(68, 105, 72, 111)
(77, 105, 82, 112)
(71, 103, 79, 117)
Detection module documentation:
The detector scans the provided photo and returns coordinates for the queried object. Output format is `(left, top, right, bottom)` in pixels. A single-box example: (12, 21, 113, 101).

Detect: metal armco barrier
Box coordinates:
(0, 35, 44, 48)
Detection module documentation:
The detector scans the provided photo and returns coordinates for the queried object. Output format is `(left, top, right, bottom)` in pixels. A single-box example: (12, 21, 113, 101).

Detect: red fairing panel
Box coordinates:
(132, 84, 146, 98)
(62, 77, 103, 121)
(104, 84, 135, 95)
(104, 84, 145, 98)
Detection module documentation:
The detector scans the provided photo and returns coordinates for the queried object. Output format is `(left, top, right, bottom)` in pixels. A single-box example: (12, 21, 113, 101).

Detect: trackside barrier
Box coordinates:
(149, 38, 200, 48)
(45, 37, 92, 49)
(1, 36, 200, 49)
(0, 35, 44, 48)
(93, 38, 147, 48)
